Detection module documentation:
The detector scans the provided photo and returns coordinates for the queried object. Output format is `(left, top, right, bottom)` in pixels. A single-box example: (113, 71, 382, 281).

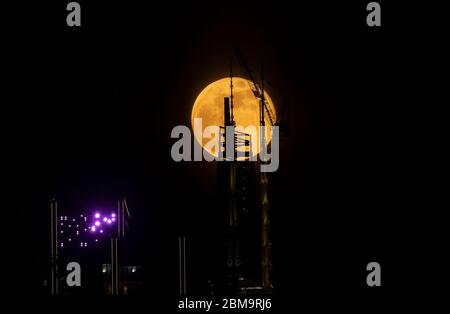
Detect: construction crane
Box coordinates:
(233, 44, 277, 127)
(232, 44, 276, 292)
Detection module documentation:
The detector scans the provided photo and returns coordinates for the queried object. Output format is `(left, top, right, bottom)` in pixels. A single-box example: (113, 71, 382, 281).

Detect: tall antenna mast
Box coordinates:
(230, 58, 235, 125)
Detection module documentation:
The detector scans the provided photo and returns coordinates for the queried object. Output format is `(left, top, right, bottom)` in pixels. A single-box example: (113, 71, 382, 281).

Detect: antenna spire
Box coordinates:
(230, 58, 235, 125)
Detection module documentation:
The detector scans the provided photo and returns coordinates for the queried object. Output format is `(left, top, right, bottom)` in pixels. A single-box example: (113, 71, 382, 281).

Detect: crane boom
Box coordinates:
(233, 44, 275, 126)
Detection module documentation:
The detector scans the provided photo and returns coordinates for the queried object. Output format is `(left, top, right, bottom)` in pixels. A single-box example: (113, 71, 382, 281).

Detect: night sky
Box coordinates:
(3, 0, 435, 310)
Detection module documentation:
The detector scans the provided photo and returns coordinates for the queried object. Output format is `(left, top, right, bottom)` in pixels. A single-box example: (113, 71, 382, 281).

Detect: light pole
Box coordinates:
(111, 197, 130, 295)
(50, 198, 59, 295)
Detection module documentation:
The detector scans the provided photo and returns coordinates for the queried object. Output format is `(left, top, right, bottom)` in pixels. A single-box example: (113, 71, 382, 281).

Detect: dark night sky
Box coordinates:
(3, 0, 437, 309)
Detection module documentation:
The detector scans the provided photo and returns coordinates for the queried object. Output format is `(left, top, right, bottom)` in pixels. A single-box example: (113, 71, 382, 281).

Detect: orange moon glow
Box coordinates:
(191, 77, 276, 158)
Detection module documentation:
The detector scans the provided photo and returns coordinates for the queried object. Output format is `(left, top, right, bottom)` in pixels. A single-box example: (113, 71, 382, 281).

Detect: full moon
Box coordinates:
(191, 77, 276, 158)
